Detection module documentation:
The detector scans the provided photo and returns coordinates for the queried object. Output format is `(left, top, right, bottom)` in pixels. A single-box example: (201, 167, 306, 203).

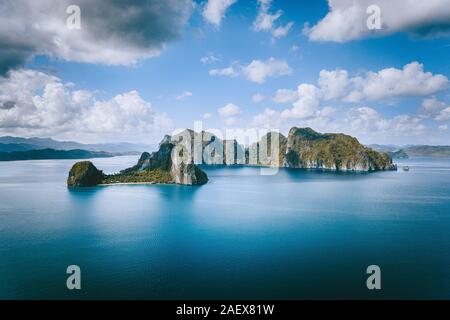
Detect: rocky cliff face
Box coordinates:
(283, 127, 395, 171)
(68, 134, 208, 187)
(68, 127, 396, 187)
(122, 134, 208, 186)
(168, 127, 396, 171)
(167, 129, 244, 166)
(247, 132, 287, 167)
(171, 162, 208, 185)
(153, 127, 395, 172)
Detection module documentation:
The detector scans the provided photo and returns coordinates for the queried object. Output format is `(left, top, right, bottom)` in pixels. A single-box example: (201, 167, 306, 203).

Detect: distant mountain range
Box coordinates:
(0, 136, 155, 153)
(0, 136, 156, 161)
(369, 144, 450, 158)
(0, 149, 113, 161)
(1, 135, 449, 162)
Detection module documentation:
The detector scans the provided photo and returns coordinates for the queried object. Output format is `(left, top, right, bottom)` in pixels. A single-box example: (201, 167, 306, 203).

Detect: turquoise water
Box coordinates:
(0, 156, 450, 299)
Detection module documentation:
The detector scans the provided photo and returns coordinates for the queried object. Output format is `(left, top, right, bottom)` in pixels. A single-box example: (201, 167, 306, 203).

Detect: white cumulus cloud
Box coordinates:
(419, 96, 450, 122)
(252, 108, 282, 128)
(305, 0, 450, 42)
(0, 69, 173, 142)
(273, 89, 299, 104)
(242, 58, 292, 84)
(312, 62, 448, 103)
(250, 61, 449, 143)
(253, 0, 294, 39)
(345, 106, 426, 136)
(209, 58, 292, 84)
(318, 69, 350, 100)
(200, 54, 221, 64)
(209, 66, 239, 77)
(346, 62, 449, 102)
(435, 106, 450, 121)
(252, 93, 266, 103)
(280, 84, 322, 120)
(203, 0, 237, 27)
(218, 103, 241, 117)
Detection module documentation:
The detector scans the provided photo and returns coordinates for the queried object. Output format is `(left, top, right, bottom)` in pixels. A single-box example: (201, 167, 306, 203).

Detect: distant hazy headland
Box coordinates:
(0, 136, 155, 161)
(369, 144, 450, 158)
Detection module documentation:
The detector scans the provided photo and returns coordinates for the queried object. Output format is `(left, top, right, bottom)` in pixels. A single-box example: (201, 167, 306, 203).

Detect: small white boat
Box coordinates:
(403, 166, 410, 171)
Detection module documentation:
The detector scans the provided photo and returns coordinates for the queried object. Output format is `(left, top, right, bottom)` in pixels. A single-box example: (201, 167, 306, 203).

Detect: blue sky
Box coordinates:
(1, 0, 450, 145)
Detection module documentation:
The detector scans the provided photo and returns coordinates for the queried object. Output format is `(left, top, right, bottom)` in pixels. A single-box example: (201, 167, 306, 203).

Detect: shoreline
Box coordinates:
(98, 181, 158, 186)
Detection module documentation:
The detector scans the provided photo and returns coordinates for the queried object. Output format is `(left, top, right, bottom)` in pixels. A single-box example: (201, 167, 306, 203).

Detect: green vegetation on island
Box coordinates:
(283, 127, 395, 171)
(68, 127, 396, 188)
(250, 128, 395, 171)
(67, 161, 105, 187)
(68, 134, 209, 187)
(102, 168, 173, 184)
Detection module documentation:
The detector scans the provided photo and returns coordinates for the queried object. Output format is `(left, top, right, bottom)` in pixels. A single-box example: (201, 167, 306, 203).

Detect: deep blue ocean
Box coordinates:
(0, 156, 449, 299)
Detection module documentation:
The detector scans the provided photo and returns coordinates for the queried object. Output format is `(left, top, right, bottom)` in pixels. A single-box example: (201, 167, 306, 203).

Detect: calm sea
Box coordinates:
(0, 156, 449, 299)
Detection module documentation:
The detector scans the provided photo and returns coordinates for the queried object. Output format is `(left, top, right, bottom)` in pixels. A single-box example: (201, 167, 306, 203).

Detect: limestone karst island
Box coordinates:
(67, 127, 396, 187)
